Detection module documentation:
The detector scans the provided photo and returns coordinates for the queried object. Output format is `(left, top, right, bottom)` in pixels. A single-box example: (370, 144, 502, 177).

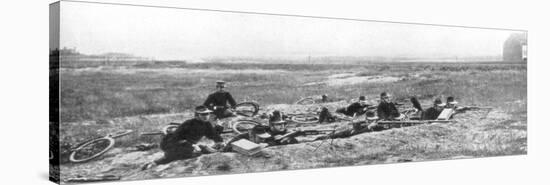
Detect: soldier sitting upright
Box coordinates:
(377, 92, 404, 120)
(203, 80, 237, 120)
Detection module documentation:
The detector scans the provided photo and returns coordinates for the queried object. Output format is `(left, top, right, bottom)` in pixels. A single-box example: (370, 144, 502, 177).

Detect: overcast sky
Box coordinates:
(58, 1, 525, 60)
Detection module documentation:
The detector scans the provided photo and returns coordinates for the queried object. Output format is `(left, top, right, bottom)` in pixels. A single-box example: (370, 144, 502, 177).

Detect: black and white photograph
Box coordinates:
(47, 0, 531, 184)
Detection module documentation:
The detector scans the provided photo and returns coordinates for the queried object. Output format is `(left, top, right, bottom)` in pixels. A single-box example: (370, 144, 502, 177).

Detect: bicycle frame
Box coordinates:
(68, 130, 133, 163)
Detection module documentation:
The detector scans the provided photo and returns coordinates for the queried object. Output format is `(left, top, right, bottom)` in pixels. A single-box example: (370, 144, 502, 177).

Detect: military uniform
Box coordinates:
(203, 90, 237, 119)
(336, 102, 370, 117)
(314, 123, 375, 141)
(377, 101, 400, 120)
(318, 107, 336, 123)
(421, 107, 442, 120)
(155, 118, 223, 164)
(268, 111, 289, 124)
(421, 98, 446, 120)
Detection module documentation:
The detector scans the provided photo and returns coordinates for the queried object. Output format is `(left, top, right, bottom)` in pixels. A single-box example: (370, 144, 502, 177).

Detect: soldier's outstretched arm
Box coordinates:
(205, 122, 224, 143)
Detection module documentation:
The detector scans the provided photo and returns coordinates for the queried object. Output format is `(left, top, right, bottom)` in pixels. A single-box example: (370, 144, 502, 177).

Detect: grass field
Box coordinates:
(55, 59, 527, 182)
(58, 60, 526, 123)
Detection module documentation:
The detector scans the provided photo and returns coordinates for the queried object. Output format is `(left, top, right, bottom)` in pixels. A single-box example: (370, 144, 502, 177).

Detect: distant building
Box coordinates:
(503, 33, 527, 62)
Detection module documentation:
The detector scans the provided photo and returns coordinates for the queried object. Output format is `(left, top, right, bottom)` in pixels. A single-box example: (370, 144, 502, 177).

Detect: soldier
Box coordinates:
(203, 80, 237, 120)
(142, 106, 225, 170)
(318, 107, 336, 123)
(336, 95, 371, 117)
(445, 96, 458, 109)
(314, 115, 379, 140)
(262, 111, 297, 145)
(421, 98, 446, 120)
(268, 110, 289, 126)
(377, 92, 404, 120)
(321, 94, 329, 103)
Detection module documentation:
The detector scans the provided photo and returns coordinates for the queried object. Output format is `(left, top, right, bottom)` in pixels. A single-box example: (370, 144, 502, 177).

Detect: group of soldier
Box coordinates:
(314, 93, 460, 140)
(142, 80, 461, 169)
(143, 80, 292, 169)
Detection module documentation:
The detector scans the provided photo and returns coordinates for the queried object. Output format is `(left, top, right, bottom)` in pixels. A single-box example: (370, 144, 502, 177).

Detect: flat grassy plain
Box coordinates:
(56, 59, 527, 182)
(59, 60, 526, 123)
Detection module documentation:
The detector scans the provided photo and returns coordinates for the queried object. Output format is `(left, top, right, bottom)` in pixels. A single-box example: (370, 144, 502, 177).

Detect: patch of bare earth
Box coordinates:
(59, 102, 526, 183)
(304, 73, 402, 86)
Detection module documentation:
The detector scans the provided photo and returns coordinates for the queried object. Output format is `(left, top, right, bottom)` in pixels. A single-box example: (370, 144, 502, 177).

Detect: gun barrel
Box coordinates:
(302, 129, 334, 134)
(140, 132, 164, 136)
(377, 120, 453, 124)
(463, 106, 492, 109)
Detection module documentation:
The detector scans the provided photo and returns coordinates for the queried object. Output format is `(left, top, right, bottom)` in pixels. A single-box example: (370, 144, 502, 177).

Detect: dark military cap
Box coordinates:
(215, 80, 226, 87)
(446, 96, 458, 105)
(433, 98, 445, 106)
(195, 105, 213, 114)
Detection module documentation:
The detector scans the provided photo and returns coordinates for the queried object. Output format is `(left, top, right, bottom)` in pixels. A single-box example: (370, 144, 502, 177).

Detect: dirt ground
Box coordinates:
(58, 99, 526, 183)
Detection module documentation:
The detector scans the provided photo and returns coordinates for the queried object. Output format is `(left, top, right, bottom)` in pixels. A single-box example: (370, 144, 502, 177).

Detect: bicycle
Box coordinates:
(288, 113, 320, 125)
(294, 95, 344, 105)
(69, 130, 134, 163)
(233, 102, 261, 117)
(230, 114, 320, 135)
(230, 113, 339, 135)
(231, 119, 263, 134)
(295, 97, 316, 105)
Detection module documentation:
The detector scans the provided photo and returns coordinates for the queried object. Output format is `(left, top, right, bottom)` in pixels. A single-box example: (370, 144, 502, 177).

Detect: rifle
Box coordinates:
(456, 106, 492, 111)
(274, 129, 335, 141)
(351, 120, 454, 129)
(377, 120, 454, 124)
(140, 128, 233, 136)
(452, 106, 492, 116)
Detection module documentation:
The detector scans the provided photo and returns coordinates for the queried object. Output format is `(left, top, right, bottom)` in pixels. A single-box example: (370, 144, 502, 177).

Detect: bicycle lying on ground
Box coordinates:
(287, 112, 320, 125)
(295, 97, 317, 105)
(231, 119, 263, 134)
(230, 114, 323, 135)
(68, 130, 134, 163)
(233, 102, 261, 117)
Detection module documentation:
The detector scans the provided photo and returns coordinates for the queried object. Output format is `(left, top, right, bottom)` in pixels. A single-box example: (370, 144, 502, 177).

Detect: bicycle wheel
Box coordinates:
(69, 137, 115, 163)
(232, 119, 261, 134)
(109, 130, 134, 138)
(234, 102, 260, 117)
(295, 97, 315, 105)
(290, 114, 319, 124)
